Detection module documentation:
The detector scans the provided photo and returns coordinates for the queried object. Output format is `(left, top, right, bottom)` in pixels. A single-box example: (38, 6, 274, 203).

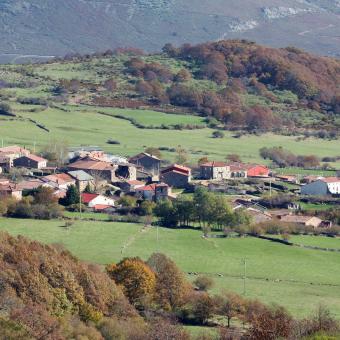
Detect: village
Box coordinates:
(0, 144, 339, 230)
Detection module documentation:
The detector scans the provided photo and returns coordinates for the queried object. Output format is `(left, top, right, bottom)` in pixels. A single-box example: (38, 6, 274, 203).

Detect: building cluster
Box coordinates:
(0, 145, 339, 219)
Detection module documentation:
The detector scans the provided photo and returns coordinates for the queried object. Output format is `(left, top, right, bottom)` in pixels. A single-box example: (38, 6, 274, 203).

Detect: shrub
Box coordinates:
(194, 276, 214, 291)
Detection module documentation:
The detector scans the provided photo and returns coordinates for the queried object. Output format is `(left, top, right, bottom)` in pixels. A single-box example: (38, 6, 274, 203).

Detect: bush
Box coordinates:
(194, 276, 214, 291)
(212, 130, 225, 138)
(107, 139, 121, 145)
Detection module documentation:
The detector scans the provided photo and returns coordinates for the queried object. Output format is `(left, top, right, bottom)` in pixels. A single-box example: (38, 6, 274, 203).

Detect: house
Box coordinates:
(279, 215, 323, 228)
(161, 164, 191, 188)
(129, 152, 161, 175)
(0, 145, 31, 170)
(81, 193, 116, 209)
(0, 182, 22, 200)
(200, 162, 231, 180)
(136, 182, 171, 201)
(42, 173, 76, 190)
(68, 157, 136, 182)
(68, 170, 94, 192)
(17, 178, 45, 191)
(229, 163, 270, 178)
(275, 174, 298, 184)
(13, 154, 47, 169)
(119, 180, 145, 192)
(301, 177, 340, 196)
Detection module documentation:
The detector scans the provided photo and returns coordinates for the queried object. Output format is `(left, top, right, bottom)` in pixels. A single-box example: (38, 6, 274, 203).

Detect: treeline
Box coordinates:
(0, 187, 63, 220)
(154, 187, 250, 229)
(107, 254, 340, 340)
(1, 233, 340, 339)
(260, 146, 321, 168)
(163, 40, 340, 113)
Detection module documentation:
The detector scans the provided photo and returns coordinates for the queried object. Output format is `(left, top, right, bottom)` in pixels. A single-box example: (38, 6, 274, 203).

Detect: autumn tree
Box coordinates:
(145, 147, 162, 159)
(217, 292, 245, 328)
(106, 257, 156, 307)
(147, 253, 191, 311)
(175, 146, 189, 165)
(194, 276, 214, 292)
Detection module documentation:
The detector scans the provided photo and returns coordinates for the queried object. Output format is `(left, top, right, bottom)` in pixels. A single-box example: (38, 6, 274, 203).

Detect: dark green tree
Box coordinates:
(62, 185, 80, 206)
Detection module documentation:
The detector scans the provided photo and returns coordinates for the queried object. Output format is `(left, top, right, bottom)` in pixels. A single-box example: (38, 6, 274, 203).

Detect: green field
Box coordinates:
(1, 103, 340, 166)
(1, 217, 340, 318)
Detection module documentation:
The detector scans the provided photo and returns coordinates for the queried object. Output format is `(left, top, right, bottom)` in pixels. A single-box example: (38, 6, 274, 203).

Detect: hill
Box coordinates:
(0, 0, 340, 61)
(0, 40, 339, 166)
(0, 231, 143, 339)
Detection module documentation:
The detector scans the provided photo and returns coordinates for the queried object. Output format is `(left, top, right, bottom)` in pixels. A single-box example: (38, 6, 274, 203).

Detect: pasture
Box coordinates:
(1, 103, 340, 166)
(1, 217, 340, 317)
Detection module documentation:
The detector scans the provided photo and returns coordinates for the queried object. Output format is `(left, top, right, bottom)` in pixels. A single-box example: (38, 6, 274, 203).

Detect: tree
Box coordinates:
(33, 186, 58, 205)
(218, 292, 245, 328)
(245, 304, 293, 340)
(104, 78, 117, 92)
(175, 69, 191, 82)
(139, 200, 156, 216)
(198, 157, 209, 166)
(62, 185, 80, 206)
(41, 139, 69, 166)
(147, 253, 191, 310)
(106, 257, 156, 307)
(194, 276, 214, 292)
(175, 147, 189, 165)
(191, 292, 215, 324)
(118, 196, 137, 208)
(145, 147, 162, 159)
(0, 102, 14, 116)
(226, 154, 241, 163)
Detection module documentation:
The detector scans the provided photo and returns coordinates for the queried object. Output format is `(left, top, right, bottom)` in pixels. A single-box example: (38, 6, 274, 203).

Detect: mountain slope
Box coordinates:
(0, 0, 339, 60)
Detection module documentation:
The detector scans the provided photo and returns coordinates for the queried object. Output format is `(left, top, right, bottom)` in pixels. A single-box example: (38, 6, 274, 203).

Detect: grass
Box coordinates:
(1, 104, 340, 167)
(2, 218, 340, 317)
(300, 202, 335, 211)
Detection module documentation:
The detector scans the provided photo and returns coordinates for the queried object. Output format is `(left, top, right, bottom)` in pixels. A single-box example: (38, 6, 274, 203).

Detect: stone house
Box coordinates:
(161, 164, 191, 188)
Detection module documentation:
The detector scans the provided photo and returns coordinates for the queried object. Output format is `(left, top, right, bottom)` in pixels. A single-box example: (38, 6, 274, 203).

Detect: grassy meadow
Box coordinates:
(1, 102, 340, 167)
(1, 217, 340, 318)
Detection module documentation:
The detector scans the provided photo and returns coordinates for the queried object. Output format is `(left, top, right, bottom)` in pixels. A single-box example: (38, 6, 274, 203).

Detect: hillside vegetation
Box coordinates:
(0, 0, 340, 58)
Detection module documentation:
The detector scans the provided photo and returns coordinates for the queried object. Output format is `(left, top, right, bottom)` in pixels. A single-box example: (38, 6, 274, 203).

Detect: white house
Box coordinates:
(81, 193, 116, 209)
(301, 177, 340, 196)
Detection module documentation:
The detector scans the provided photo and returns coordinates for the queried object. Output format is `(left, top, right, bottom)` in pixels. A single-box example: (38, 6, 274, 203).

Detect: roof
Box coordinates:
(0, 145, 28, 154)
(201, 161, 228, 167)
(81, 193, 99, 204)
(280, 215, 321, 224)
(69, 157, 113, 171)
(23, 154, 47, 163)
(129, 152, 161, 162)
(68, 170, 94, 181)
(0, 183, 21, 192)
(137, 183, 168, 191)
(93, 204, 112, 211)
(17, 179, 45, 190)
(44, 173, 75, 185)
(228, 162, 268, 171)
(321, 177, 340, 184)
(127, 180, 145, 185)
(162, 164, 191, 175)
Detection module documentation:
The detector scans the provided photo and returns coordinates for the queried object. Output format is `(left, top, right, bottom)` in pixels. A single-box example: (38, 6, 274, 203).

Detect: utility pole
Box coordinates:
(156, 225, 159, 252)
(33, 141, 36, 154)
(79, 190, 82, 220)
(269, 179, 272, 197)
(243, 258, 247, 295)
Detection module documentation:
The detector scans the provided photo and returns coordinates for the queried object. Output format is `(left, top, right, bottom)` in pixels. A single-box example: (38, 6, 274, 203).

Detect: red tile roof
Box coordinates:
(321, 177, 340, 184)
(201, 161, 227, 167)
(162, 164, 191, 175)
(44, 173, 75, 184)
(138, 183, 168, 191)
(93, 204, 111, 211)
(81, 193, 99, 204)
(69, 157, 113, 171)
(26, 154, 47, 163)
